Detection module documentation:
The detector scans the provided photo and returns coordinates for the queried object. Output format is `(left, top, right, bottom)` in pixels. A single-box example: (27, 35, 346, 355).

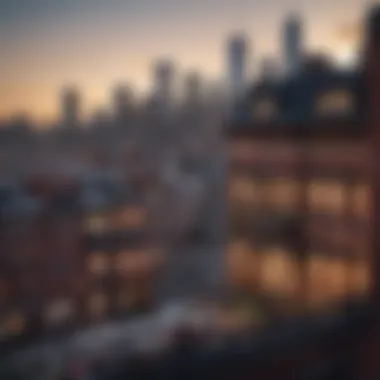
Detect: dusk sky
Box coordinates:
(0, 0, 370, 124)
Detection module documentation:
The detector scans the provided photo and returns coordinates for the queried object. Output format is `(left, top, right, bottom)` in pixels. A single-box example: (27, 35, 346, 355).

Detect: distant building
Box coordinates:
(112, 84, 134, 126)
(91, 107, 109, 129)
(152, 60, 175, 109)
(227, 34, 249, 102)
(183, 72, 202, 108)
(260, 57, 281, 82)
(283, 14, 303, 77)
(61, 86, 81, 128)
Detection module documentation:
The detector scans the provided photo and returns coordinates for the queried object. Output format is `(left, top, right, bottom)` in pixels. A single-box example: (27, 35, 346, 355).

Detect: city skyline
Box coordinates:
(1, 0, 365, 124)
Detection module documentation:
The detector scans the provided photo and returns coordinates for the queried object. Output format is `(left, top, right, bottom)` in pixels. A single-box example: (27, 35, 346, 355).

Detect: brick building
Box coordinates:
(0, 172, 163, 345)
(227, 7, 380, 317)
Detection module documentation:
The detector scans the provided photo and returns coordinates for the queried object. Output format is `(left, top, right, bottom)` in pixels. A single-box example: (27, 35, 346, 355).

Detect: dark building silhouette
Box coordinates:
(283, 14, 303, 77)
(61, 86, 81, 129)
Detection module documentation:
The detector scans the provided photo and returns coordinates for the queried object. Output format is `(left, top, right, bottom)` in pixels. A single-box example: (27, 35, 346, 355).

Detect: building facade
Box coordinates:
(227, 8, 380, 317)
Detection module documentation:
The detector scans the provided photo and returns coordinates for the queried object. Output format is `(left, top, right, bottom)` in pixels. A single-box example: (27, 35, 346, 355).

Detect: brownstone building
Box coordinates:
(0, 172, 163, 345)
(227, 7, 380, 317)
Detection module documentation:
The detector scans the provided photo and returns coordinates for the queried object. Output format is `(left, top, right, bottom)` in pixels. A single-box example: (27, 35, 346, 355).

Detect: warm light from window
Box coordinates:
(116, 249, 160, 275)
(307, 254, 348, 307)
(260, 179, 299, 211)
(352, 183, 371, 219)
(115, 206, 146, 229)
(85, 215, 107, 235)
(348, 260, 371, 297)
(259, 247, 298, 296)
(308, 180, 345, 214)
(87, 252, 109, 276)
(227, 241, 257, 287)
(228, 177, 257, 204)
(316, 90, 354, 116)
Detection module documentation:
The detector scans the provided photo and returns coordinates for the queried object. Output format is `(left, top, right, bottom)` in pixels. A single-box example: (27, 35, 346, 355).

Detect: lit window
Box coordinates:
(227, 241, 257, 287)
(44, 298, 75, 325)
(228, 177, 257, 205)
(0, 311, 26, 337)
(228, 140, 256, 163)
(307, 254, 348, 308)
(352, 183, 371, 219)
(114, 206, 146, 229)
(316, 90, 354, 116)
(87, 252, 109, 276)
(116, 249, 159, 275)
(348, 260, 371, 297)
(308, 180, 345, 215)
(259, 247, 298, 296)
(84, 215, 107, 235)
(254, 99, 277, 120)
(260, 179, 299, 211)
(88, 293, 108, 317)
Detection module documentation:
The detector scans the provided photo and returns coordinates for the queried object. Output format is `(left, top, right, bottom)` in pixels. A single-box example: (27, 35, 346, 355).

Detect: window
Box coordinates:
(258, 247, 298, 297)
(88, 293, 108, 317)
(116, 249, 158, 275)
(87, 252, 109, 276)
(307, 254, 348, 308)
(115, 206, 146, 229)
(84, 214, 107, 235)
(308, 180, 345, 215)
(227, 240, 258, 288)
(260, 179, 299, 211)
(254, 99, 277, 120)
(228, 177, 257, 205)
(44, 298, 75, 326)
(352, 183, 371, 219)
(316, 90, 354, 116)
(348, 260, 371, 297)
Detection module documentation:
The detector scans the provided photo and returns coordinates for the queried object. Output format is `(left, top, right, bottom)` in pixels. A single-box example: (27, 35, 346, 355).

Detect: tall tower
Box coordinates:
(227, 34, 249, 102)
(61, 86, 81, 128)
(112, 84, 133, 125)
(153, 59, 175, 108)
(184, 72, 202, 108)
(283, 14, 302, 76)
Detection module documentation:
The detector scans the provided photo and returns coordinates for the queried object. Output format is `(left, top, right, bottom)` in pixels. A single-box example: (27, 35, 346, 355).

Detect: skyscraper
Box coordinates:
(227, 34, 249, 102)
(112, 84, 133, 124)
(283, 14, 303, 76)
(61, 86, 81, 128)
(183, 72, 202, 108)
(152, 59, 175, 108)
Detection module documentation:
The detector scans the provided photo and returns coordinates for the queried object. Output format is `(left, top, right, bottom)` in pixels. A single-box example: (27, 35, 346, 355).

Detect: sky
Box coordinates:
(0, 0, 371, 124)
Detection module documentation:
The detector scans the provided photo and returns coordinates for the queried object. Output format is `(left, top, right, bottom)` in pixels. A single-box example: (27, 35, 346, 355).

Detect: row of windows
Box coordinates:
(0, 288, 151, 337)
(229, 177, 371, 217)
(84, 206, 147, 235)
(254, 90, 354, 121)
(86, 250, 162, 276)
(227, 241, 371, 306)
